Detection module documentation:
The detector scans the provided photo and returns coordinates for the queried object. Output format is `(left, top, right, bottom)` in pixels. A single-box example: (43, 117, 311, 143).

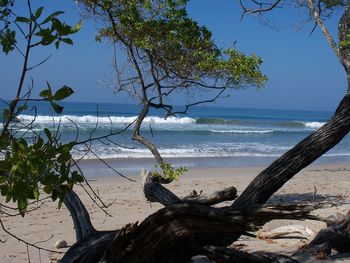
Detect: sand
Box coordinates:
(1, 162, 350, 262)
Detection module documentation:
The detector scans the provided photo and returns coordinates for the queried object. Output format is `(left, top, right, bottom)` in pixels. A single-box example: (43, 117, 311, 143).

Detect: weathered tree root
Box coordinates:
(296, 210, 350, 259)
(142, 170, 238, 207)
(60, 188, 318, 263)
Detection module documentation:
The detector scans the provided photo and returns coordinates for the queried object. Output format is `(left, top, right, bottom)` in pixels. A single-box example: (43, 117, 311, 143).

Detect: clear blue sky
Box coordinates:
(0, 0, 346, 111)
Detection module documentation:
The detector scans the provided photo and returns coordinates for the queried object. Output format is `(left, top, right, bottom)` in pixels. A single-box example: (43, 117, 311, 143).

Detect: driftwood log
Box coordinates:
(141, 169, 238, 206)
(257, 224, 316, 241)
(60, 187, 319, 263)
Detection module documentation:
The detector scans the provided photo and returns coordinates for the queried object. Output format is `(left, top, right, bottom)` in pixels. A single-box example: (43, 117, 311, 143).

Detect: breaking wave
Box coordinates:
(18, 114, 196, 125)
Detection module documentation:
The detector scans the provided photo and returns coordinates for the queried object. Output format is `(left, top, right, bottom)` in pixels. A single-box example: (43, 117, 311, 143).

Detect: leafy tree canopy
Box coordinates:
(82, 0, 267, 107)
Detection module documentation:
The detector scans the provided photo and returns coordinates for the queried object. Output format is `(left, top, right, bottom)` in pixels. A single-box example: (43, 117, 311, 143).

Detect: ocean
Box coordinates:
(2, 101, 350, 175)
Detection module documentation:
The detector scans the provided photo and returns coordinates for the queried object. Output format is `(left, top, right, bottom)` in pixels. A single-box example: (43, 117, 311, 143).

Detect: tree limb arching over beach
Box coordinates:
(1, 0, 350, 262)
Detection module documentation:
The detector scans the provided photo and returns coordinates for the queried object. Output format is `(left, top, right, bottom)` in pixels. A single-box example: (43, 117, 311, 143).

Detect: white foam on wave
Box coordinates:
(303, 121, 325, 129)
(73, 148, 280, 159)
(72, 143, 285, 160)
(18, 114, 196, 125)
(210, 129, 274, 134)
(323, 153, 350, 157)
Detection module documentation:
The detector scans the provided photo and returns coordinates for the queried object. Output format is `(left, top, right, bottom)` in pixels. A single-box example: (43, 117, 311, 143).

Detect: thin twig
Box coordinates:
(0, 219, 64, 254)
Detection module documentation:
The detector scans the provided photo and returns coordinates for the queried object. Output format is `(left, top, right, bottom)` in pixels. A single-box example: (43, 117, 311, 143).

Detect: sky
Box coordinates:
(0, 0, 347, 112)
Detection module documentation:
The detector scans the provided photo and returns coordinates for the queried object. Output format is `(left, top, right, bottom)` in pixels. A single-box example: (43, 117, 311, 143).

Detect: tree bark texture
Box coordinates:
(233, 93, 350, 208)
(142, 171, 237, 206)
(101, 203, 316, 263)
(63, 191, 96, 242)
(60, 189, 316, 263)
(338, 3, 350, 86)
(132, 103, 164, 165)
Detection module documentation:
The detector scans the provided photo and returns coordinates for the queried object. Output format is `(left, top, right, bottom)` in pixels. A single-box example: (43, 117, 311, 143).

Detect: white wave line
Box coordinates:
(17, 114, 196, 125)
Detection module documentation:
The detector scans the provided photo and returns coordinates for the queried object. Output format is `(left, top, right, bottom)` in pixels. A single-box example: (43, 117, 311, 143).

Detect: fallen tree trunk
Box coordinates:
(101, 203, 317, 263)
(295, 210, 350, 258)
(232, 93, 350, 208)
(60, 231, 117, 263)
(59, 189, 318, 263)
(63, 191, 96, 242)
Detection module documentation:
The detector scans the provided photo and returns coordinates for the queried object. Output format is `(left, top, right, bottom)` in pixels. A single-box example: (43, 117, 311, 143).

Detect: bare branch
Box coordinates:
(307, 0, 341, 59)
(239, 0, 283, 20)
(0, 219, 64, 254)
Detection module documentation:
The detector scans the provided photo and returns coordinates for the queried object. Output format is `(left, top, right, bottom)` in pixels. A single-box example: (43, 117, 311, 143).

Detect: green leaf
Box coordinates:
(34, 7, 44, 20)
(0, 160, 11, 174)
(53, 86, 74, 100)
(0, 28, 16, 54)
(37, 30, 56, 46)
(43, 185, 52, 194)
(2, 108, 10, 121)
(61, 38, 73, 45)
(60, 142, 74, 152)
(5, 193, 11, 203)
(51, 190, 57, 201)
(0, 0, 9, 7)
(15, 16, 31, 23)
(0, 175, 7, 184)
(71, 171, 84, 183)
(39, 89, 51, 98)
(0, 133, 9, 150)
(17, 197, 27, 217)
(46, 82, 52, 93)
(16, 104, 28, 115)
(70, 20, 82, 33)
(44, 128, 52, 140)
(0, 185, 9, 196)
(50, 101, 64, 114)
(58, 199, 64, 209)
(33, 187, 40, 200)
(41, 11, 64, 25)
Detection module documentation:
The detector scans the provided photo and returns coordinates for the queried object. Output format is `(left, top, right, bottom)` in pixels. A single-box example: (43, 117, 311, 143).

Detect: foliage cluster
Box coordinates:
(83, 0, 267, 94)
(0, 2, 83, 215)
(340, 29, 350, 49)
(151, 162, 187, 184)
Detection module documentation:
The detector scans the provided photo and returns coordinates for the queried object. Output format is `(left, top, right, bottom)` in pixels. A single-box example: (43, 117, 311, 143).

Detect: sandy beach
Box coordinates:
(1, 161, 350, 262)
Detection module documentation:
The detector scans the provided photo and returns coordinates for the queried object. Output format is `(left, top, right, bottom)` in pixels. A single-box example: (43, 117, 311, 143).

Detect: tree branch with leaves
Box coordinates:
(80, 0, 267, 182)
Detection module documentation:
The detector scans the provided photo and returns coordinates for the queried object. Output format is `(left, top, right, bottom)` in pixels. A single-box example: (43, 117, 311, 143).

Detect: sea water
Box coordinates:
(2, 101, 350, 173)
